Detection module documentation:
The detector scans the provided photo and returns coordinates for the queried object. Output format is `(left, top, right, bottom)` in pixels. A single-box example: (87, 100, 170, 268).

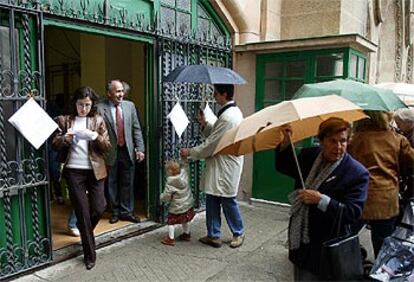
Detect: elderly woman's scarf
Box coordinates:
(288, 152, 343, 250)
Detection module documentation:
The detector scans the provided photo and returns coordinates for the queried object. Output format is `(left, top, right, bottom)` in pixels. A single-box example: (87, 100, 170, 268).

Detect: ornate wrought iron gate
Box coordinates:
(0, 4, 51, 279)
(158, 36, 232, 212)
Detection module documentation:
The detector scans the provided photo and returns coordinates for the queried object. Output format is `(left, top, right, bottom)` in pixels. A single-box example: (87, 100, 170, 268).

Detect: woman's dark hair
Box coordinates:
(70, 86, 99, 117)
(317, 117, 351, 141)
(214, 84, 234, 100)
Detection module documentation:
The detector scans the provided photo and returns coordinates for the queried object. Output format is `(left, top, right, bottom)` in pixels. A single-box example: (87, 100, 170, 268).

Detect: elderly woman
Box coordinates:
(348, 110, 414, 258)
(52, 86, 111, 270)
(275, 117, 369, 281)
(393, 108, 414, 203)
(394, 108, 414, 147)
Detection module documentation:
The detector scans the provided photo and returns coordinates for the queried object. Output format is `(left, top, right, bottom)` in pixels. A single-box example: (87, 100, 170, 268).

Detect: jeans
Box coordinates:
(68, 210, 77, 229)
(205, 194, 244, 238)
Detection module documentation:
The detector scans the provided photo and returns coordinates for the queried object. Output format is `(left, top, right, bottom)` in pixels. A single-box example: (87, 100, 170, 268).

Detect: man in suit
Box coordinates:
(97, 79, 145, 224)
(180, 84, 245, 249)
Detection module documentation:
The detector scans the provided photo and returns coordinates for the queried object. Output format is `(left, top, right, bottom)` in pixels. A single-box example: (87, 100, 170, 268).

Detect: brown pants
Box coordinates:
(64, 168, 106, 263)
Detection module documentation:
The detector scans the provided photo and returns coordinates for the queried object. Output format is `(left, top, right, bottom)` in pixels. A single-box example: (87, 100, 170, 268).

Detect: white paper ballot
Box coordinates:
(203, 103, 217, 125)
(72, 129, 98, 141)
(167, 102, 189, 138)
(8, 98, 59, 149)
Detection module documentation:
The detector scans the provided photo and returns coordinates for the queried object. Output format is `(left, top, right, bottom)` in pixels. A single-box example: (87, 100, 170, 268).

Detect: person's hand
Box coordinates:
(297, 189, 321, 205)
(180, 148, 190, 158)
(64, 131, 74, 144)
(280, 124, 292, 145)
(136, 151, 145, 162)
(26, 90, 33, 99)
(197, 110, 206, 127)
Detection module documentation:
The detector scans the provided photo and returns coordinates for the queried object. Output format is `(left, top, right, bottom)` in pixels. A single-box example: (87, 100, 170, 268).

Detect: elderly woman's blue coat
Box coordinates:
(275, 145, 369, 274)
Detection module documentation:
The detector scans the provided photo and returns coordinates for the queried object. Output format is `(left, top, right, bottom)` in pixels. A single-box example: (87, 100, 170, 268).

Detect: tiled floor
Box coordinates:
(51, 200, 146, 250)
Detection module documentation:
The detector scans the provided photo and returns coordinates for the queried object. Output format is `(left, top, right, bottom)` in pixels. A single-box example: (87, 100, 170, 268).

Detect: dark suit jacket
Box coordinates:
(97, 99, 145, 166)
(275, 145, 369, 274)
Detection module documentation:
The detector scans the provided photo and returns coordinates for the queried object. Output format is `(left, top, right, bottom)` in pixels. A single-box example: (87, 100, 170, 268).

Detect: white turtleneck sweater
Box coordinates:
(66, 116, 92, 170)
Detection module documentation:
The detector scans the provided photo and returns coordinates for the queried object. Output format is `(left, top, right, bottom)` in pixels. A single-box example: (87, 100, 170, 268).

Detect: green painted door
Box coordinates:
(253, 48, 367, 203)
(0, 6, 52, 279)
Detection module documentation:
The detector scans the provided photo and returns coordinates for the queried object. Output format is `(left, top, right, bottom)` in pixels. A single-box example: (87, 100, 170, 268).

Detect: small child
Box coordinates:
(160, 160, 195, 246)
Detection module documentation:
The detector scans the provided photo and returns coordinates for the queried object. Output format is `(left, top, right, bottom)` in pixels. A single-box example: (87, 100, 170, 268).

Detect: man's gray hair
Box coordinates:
(394, 108, 414, 123)
(106, 79, 122, 92)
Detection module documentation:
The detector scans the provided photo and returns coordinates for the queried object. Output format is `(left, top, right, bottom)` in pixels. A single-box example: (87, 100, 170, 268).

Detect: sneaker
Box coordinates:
(161, 236, 176, 246)
(199, 236, 222, 248)
(230, 234, 245, 248)
(178, 233, 191, 241)
(109, 215, 119, 224)
(68, 227, 80, 237)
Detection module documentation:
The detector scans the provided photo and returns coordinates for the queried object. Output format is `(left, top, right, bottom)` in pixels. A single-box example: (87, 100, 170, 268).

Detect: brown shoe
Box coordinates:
(230, 234, 245, 248)
(178, 233, 191, 241)
(199, 236, 222, 248)
(161, 236, 176, 246)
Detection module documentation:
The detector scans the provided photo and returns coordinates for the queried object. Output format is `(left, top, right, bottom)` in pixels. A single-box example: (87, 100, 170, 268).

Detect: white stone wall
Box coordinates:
(340, 0, 368, 35)
(233, 52, 257, 200)
(261, 0, 282, 41)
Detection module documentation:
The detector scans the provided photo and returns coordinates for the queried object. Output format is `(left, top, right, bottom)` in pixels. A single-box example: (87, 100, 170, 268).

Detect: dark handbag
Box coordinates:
(320, 203, 364, 281)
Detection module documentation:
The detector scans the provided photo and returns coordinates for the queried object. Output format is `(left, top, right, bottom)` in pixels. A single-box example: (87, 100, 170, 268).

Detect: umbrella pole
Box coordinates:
(288, 134, 306, 189)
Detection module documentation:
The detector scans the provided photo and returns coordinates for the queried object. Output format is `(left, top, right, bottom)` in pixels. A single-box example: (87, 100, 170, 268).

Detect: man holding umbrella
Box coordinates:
(180, 84, 245, 248)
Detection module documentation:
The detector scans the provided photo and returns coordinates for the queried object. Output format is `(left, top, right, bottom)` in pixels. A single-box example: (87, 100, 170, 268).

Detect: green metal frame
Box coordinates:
(43, 19, 154, 44)
(0, 8, 51, 279)
(146, 44, 160, 219)
(253, 47, 367, 203)
(198, 0, 230, 38)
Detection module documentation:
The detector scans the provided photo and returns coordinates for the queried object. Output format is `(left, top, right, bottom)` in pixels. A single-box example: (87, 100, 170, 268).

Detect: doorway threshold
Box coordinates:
(52, 220, 163, 264)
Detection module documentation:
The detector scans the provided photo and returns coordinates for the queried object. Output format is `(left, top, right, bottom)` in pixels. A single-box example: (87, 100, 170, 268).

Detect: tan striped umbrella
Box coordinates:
(214, 95, 367, 156)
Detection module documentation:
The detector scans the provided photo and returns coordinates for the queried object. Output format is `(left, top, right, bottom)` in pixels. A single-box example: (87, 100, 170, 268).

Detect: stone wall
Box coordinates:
(340, 0, 368, 35)
(280, 0, 341, 39)
(233, 52, 257, 200)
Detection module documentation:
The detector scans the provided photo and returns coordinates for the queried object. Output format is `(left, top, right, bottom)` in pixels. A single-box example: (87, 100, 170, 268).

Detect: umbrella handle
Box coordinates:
(288, 133, 306, 189)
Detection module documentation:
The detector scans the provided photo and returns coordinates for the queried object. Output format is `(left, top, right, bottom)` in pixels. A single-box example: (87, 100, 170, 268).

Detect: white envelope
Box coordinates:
(167, 102, 189, 138)
(203, 103, 217, 125)
(8, 98, 59, 149)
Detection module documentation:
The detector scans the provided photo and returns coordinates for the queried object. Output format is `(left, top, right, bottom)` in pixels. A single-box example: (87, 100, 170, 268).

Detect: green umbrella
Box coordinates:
(293, 79, 407, 111)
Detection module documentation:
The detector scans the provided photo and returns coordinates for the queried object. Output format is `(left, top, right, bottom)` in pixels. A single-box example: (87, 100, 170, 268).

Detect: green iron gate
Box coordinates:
(158, 37, 232, 217)
(0, 3, 51, 279)
(155, 0, 233, 220)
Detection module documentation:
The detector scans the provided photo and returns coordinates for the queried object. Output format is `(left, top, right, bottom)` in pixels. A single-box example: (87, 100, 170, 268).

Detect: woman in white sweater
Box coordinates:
(52, 86, 111, 270)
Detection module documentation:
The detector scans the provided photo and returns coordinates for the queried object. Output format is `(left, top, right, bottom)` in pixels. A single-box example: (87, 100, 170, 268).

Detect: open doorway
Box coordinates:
(44, 26, 148, 251)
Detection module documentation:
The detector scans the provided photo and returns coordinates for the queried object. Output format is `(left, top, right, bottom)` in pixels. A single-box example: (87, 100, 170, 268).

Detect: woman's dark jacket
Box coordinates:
(275, 145, 369, 274)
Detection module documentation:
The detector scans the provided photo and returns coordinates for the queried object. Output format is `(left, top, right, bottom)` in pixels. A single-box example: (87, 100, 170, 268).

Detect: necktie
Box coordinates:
(116, 105, 125, 146)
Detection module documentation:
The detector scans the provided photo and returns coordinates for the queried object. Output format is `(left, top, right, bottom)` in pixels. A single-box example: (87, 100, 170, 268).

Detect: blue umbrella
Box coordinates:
(164, 64, 247, 85)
